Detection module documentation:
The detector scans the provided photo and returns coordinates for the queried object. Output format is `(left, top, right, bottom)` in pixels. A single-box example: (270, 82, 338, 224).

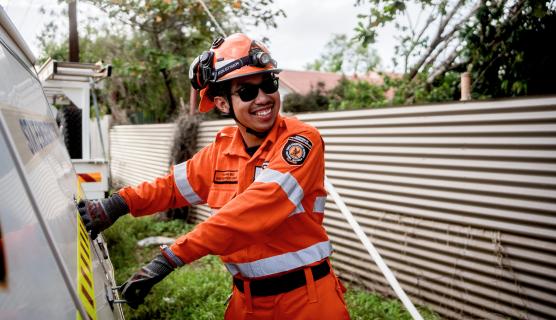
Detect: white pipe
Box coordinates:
(325, 177, 424, 320)
(89, 78, 108, 161)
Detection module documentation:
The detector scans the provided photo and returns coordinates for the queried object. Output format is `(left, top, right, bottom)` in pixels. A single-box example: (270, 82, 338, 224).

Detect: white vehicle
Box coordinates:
(0, 6, 123, 320)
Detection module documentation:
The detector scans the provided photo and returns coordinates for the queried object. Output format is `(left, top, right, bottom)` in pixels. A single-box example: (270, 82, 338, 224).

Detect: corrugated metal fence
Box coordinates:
(110, 123, 175, 186)
(110, 96, 556, 320)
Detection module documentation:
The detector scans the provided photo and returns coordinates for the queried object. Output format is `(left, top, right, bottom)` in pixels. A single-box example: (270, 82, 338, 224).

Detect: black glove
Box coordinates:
(78, 193, 129, 239)
(121, 252, 179, 309)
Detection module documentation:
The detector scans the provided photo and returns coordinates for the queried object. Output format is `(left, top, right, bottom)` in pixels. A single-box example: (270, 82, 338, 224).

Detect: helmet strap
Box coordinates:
(226, 93, 270, 139)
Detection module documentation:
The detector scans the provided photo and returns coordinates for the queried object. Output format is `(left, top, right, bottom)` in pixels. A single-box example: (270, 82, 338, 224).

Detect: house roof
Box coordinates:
(278, 69, 385, 95)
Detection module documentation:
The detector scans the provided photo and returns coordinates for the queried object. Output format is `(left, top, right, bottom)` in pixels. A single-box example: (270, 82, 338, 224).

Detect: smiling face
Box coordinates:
(214, 73, 281, 146)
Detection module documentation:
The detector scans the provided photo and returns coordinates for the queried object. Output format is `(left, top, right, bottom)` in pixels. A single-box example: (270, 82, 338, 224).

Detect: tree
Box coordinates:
(39, 0, 285, 122)
(282, 82, 329, 113)
(306, 33, 380, 75)
(328, 77, 388, 110)
(354, 0, 556, 101)
(355, 0, 480, 81)
(282, 77, 389, 113)
(464, 1, 556, 97)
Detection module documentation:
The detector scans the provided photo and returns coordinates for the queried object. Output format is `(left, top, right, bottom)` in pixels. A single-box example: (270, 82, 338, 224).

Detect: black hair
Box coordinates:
(205, 81, 231, 101)
(203, 81, 232, 118)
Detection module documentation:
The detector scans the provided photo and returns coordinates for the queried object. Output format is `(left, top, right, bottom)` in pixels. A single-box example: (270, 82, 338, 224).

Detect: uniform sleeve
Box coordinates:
(118, 144, 214, 217)
(171, 128, 325, 263)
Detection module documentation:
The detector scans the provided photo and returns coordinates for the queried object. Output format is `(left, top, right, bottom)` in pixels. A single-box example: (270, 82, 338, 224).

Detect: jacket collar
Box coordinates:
(223, 113, 286, 158)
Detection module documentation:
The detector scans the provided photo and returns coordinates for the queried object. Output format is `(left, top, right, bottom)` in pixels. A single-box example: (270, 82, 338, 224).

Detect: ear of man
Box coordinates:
(213, 96, 230, 114)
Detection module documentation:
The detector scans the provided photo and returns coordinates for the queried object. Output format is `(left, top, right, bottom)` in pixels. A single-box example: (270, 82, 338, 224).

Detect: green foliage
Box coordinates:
(355, 0, 475, 75)
(463, 0, 556, 98)
(39, 0, 285, 123)
(127, 255, 230, 320)
(354, 0, 556, 101)
(103, 215, 194, 281)
(103, 216, 229, 319)
(280, 71, 461, 113)
(345, 288, 440, 320)
(383, 72, 459, 105)
(282, 76, 389, 113)
(103, 216, 439, 319)
(282, 82, 329, 113)
(306, 33, 380, 75)
(329, 77, 387, 110)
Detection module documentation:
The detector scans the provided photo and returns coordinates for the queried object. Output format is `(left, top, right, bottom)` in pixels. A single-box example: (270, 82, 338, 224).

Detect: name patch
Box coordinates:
(282, 135, 312, 165)
(214, 170, 238, 184)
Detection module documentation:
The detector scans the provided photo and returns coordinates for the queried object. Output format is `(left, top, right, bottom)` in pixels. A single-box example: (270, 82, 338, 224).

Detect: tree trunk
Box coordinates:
(68, 0, 79, 62)
(160, 67, 177, 117)
(152, 33, 177, 118)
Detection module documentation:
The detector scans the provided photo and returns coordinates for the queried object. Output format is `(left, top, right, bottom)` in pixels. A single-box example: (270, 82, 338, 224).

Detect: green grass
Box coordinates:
(345, 290, 440, 320)
(104, 215, 440, 320)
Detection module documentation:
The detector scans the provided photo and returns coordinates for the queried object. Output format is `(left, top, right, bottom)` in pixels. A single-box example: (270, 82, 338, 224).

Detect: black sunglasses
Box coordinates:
(232, 77, 279, 102)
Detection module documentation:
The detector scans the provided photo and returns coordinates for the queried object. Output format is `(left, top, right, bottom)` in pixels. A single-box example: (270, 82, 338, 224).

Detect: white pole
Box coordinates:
(196, 0, 227, 37)
(325, 177, 424, 320)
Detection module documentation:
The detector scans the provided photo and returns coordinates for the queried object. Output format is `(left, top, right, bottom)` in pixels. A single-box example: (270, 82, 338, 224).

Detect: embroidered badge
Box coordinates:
(282, 135, 312, 165)
(213, 170, 238, 184)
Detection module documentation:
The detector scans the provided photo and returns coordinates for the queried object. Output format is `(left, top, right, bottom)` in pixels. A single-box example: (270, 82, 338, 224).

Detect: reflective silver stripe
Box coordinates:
(225, 263, 240, 275)
(224, 240, 333, 278)
(174, 162, 203, 205)
(255, 169, 304, 213)
(288, 205, 305, 217)
(313, 196, 326, 213)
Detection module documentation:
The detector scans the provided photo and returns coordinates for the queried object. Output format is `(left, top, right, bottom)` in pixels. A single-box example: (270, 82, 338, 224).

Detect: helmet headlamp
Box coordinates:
(190, 33, 282, 113)
(189, 36, 279, 91)
(252, 51, 271, 66)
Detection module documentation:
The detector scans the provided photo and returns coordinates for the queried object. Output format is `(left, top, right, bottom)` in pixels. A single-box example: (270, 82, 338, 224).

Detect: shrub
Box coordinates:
(282, 77, 389, 113)
(328, 77, 388, 110)
(282, 81, 330, 113)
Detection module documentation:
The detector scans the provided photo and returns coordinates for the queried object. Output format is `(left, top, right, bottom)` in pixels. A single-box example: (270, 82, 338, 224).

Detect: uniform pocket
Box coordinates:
(207, 187, 236, 209)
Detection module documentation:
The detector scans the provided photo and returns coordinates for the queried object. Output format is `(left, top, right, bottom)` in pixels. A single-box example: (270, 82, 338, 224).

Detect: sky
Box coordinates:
(244, 0, 397, 71)
(0, 0, 397, 71)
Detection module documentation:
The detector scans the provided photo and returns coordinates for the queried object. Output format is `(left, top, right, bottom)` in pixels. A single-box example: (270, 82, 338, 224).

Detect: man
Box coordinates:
(79, 33, 350, 319)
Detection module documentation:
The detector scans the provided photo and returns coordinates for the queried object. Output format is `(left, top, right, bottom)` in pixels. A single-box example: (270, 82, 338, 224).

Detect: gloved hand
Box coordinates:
(78, 193, 129, 239)
(121, 246, 184, 309)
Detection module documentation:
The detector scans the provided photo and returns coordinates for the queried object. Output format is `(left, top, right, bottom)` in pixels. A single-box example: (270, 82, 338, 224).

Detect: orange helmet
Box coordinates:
(189, 33, 281, 112)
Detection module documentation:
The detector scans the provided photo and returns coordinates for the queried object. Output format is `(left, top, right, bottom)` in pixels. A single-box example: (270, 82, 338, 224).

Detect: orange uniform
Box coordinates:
(118, 114, 349, 319)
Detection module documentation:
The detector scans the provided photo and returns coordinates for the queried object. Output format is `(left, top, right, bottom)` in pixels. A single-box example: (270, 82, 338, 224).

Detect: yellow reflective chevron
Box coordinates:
(76, 213, 97, 320)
